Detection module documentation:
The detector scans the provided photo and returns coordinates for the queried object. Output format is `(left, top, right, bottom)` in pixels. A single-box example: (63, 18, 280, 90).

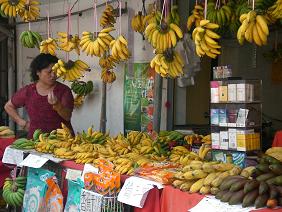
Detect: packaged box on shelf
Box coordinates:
(236, 129, 255, 151)
(228, 84, 237, 102)
(236, 108, 249, 127)
(219, 85, 228, 102)
(211, 132, 220, 149)
(219, 109, 228, 127)
(211, 109, 219, 125)
(220, 131, 229, 150)
(227, 109, 237, 127)
(212, 150, 226, 163)
(232, 152, 246, 168)
(237, 83, 248, 102)
(247, 84, 254, 102)
(210, 81, 219, 103)
(228, 129, 237, 150)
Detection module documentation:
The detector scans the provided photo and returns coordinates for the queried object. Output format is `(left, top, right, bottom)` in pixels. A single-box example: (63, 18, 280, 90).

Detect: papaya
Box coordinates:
(259, 181, 269, 195)
(274, 175, 282, 186)
(229, 190, 245, 205)
(255, 193, 269, 209)
(220, 191, 234, 202)
(244, 180, 260, 193)
(229, 180, 247, 192)
(256, 172, 276, 182)
(266, 199, 278, 209)
(220, 176, 245, 191)
(269, 185, 278, 199)
(215, 190, 228, 199)
(256, 164, 270, 173)
(269, 164, 282, 175)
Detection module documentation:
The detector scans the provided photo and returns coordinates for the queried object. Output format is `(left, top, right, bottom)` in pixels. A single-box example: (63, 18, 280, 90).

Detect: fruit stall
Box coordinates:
(0, 0, 282, 211)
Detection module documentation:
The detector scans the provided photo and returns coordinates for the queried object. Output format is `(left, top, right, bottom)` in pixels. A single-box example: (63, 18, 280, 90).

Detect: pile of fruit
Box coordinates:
(0, 126, 15, 138)
(2, 176, 26, 207)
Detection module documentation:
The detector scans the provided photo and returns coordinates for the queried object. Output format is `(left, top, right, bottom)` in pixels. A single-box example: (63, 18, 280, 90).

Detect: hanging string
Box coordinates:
(93, 0, 98, 36)
(160, 0, 166, 25)
(28, 22, 31, 31)
(215, 0, 219, 10)
(196, 0, 198, 6)
(142, 0, 146, 16)
(67, 1, 71, 62)
(204, 0, 208, 19)
(77, 0, 80, 59)
(106, 0, 108, 6)
(47, 10, 50, 38)
(252, 0, 255, 10)
(119, 0, 122, 36)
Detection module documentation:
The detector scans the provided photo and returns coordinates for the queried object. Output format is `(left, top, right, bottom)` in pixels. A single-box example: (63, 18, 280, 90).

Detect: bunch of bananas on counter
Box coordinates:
(80, 27, 115, 57)
(150, 48, 184, 78)
(18, 0, 40, 22)
(3, 176, 26, 207)
(172, 161, 242, 194)
(99, 54, 117, 69)
(101, 69, 116, 83)
(100, 4, 116, 27)
(268, 0, 282, 19)
(237, 10, 269, 46)
(11, 138, 36, 150)
(40, 37, 57, 55)
(20, 30, 42, 48)
(0, 0, 25, 17)
(71, 80, 93, 96)
(185, 134, 212, 145)
(110, 35, 130, 61)
(78, 126, 109, 144)
(131, 11, 146, 33)
(57, 32, 80, 54)
(74, 95, 85, 108)
(192, 20, 221, 58)
(170, 146, 201, 166)
(187, 4, 204, 31)
(52, 59, 89, 80)
(0, 126, 15, 138)
(145, 20, 183, 52)
(198, 144, 211, 160)
(206, 2, 232, 28)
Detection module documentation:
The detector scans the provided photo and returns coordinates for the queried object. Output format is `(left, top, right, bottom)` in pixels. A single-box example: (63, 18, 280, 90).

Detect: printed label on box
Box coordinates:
(228, 129, 237, 150)
(220, 131, 229, 150)
(211, 109, 219, 125)
(228, 84, 237, 102)
(219, 86, 228, 102)
(219, 109, 228, 127)
(211, 133, 220, 149)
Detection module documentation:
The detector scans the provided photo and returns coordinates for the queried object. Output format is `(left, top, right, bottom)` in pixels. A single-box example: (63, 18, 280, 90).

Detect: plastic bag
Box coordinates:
(45, 177, 63, 212)
(64, 179, 84, 212)
(23, 168, 55, 212)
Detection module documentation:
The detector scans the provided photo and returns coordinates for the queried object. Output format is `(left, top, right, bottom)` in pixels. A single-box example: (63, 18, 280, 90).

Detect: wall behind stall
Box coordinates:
(15, 0, 167, 135)
(219, 30, 282, 130)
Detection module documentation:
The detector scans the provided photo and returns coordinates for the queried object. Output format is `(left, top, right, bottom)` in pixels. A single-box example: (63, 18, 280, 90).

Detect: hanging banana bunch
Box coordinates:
(206, 1, 232, 28)
(101, 69, 116, 83)
(71, 80, 94, 96)
(150, 48, 184, 78)
(192, 20, 221, 58)
(110, 35, 130, 61)
(51, 59, 90, 81)
(131, 11, 146, 34)
(100, 4, 116, 27)
(57, 32, 80, 54)
(40, 38, 58, 56)
(80, 27, 115, 57)
(0, 0, 25, 17)
(18, 0, 40, 22)
(99, 54, 117, 70)
(187, 4, 204, 31)
(74, 95, 85, 108)
(268, 0, 282, 19)
(237, 10, 269, 46)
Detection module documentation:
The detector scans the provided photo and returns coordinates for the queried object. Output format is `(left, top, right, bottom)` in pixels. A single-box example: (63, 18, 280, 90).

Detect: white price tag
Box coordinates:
(19, 154, 49, 168)
(2, 146, 24, 166)
(79, 189, 103, 212)
(66, 168, 82, 181)
(81, 164, 98, 182)
(40, 153, 65, 163)
(117, 176, 164, 208)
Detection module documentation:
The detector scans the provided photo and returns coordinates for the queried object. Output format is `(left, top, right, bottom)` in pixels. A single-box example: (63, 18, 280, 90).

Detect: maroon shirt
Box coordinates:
(11, 82, 74, 139)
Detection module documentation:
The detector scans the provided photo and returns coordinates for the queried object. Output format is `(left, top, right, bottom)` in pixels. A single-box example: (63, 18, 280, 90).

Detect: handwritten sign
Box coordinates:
(66, 169, 82, 181)
(118, 176, 164, 208)
(2, 146, 24, 166)
(79, 189, 103, 212)
(189, 196, 255, 212)
(19, 154, 49, 168)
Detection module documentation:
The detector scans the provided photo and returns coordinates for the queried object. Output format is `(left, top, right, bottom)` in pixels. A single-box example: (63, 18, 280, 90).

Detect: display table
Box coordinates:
(0, 138, 16, 187)
(160, 186, 282, 212)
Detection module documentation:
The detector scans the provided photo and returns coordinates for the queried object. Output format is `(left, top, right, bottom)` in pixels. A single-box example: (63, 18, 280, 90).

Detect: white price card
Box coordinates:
(188, 196, 255, 212)
(117, 176, 164, 208)
(66, 168, 82, 181)
(19, 154, 49, 168)
(2, 146, 24, 166)
(79, 189, 103, 212)
(81, 164, 98, 182)
(40, 153, 65, 163)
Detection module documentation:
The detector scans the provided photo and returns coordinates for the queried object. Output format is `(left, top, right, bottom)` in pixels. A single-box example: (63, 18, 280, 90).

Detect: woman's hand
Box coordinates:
(18, 119, 30, 131)
(47, 90, 58, 105)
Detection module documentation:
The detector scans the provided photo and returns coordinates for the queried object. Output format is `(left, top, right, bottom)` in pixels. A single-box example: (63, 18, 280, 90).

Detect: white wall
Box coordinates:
(15, 0, 167, 135)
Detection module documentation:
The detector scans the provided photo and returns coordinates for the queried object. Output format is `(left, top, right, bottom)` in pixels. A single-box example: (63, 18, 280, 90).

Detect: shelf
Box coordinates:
(212, 148, 261, 153)
(210, 101, 261, 104)
(211, 125, 261, 128)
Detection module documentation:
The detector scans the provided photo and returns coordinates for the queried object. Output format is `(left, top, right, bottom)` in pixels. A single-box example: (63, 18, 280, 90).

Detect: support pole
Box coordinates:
(100, 82, 107, 133)
(153, 74, 163, 133)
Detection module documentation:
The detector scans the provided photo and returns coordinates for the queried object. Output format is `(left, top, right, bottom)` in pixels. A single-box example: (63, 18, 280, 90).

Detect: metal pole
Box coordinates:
(100, 82, 107, 133)
(153, 74, 163, 133)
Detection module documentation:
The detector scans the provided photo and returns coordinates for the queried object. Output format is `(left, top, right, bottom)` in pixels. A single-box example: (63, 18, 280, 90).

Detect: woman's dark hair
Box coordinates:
(30, 53, 58, 81)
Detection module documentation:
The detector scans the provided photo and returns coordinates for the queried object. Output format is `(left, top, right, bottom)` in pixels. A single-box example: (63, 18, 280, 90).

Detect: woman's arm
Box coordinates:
(4, 100, 29, 129)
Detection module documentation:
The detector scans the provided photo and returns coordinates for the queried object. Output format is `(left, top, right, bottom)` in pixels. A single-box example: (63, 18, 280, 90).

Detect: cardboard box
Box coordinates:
(220, 131, 229, 150)
(228, 129, 237, 150)
(210, 109, 219, 125)
(219, 109, 228, 127)
(237, 83, 247, 102)
(210, 81, 219, 103)
(211, 133, 220, 149)
(228, 84, 237, 102)
(219, 86, 228, 102)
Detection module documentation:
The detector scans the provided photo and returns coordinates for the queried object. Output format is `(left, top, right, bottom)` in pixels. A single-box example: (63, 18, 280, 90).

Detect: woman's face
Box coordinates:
(37, 64, 57, 86)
